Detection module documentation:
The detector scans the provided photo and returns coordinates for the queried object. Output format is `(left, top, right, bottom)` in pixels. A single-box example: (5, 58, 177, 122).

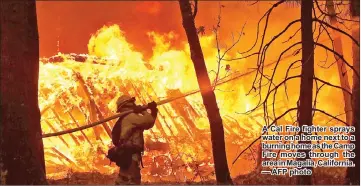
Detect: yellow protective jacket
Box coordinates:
(117, 110, 156, 151)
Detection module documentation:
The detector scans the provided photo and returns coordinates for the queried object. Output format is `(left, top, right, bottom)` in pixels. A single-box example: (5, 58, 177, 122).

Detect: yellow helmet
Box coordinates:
(116, 95, 135, 111)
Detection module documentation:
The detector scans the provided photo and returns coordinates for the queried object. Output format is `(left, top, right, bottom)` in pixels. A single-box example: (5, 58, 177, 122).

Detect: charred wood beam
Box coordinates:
(43, 120, 70, 148)
(50, 108, 80, 146)
(40, 104, 51, 115)
(162, 104, 191, 138)
(76, 102, 102, 141)
(44, 151, 68, 167)
(83, 78, 112, 137)
(66, 110, 92, 146)
(168, 89, 201, 118)
(51, 147, 80, 169)
(167, 89, 201, 137)
(177, 117, 196, 140)
(44, 146, 68, 165)
(57, 95, 94, 146)
(74, 72, 111, 139)
(155, 109, 176, 138)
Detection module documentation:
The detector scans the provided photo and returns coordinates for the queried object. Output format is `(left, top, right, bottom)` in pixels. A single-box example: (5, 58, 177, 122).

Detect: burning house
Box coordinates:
(39, 25, 268, 181)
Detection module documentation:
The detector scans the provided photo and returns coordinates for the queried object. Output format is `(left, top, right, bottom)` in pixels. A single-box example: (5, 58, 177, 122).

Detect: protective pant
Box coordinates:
(115, 154, 141, 185)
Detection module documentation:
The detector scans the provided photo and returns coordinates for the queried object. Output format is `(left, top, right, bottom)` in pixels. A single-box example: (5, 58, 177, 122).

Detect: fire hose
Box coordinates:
(41, 88, 200, 139)
(40, 70, 249, 139)
(40, 52, 297, 139)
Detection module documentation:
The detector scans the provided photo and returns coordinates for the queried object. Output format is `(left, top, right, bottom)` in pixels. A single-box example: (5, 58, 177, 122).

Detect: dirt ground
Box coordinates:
(47, 167, 346, 185)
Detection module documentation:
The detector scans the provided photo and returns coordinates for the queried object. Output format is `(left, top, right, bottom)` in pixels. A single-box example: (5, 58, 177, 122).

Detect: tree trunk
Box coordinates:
(326, 0, 352, 126)
(178, 0, 233, 184)
(347, 28, 360, 185)
(350, 0, 360, 17)
(346, 29, 360, 185)
(0, 0, 47, 184)
(346, 0, 360, 183)
(297, 0, 314, 185)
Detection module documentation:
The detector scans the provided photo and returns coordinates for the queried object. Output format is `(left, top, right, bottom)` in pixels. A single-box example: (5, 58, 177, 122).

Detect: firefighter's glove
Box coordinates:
(147, 101, 157, 110)
(133, 105, 144, 113)
(106, 147, 118, 163)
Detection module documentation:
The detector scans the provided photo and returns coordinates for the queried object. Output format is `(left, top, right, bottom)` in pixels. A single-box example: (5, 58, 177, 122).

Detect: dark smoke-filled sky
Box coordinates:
(36, 1, 301, 59)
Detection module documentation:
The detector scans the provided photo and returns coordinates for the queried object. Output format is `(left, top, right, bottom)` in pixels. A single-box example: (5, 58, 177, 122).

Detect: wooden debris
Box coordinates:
(50, 108, 81, 146)
(67, 110, 93, 146)
(166, 89, 201, 136)
(74, 72, 111, 139)
(43, 120, 70, 148)
(51, 147, 80, 169)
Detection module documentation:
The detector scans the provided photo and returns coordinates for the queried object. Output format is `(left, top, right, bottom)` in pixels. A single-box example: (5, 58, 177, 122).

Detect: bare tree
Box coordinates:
(231, 0, 359, 184)
(0, 0, 47, 184)
(297, 0, 315, 184)
(178, 0, 233, 184)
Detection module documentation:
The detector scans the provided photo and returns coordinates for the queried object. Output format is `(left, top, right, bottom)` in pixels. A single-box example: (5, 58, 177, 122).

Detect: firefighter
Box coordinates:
(107, 95, 158, 185)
